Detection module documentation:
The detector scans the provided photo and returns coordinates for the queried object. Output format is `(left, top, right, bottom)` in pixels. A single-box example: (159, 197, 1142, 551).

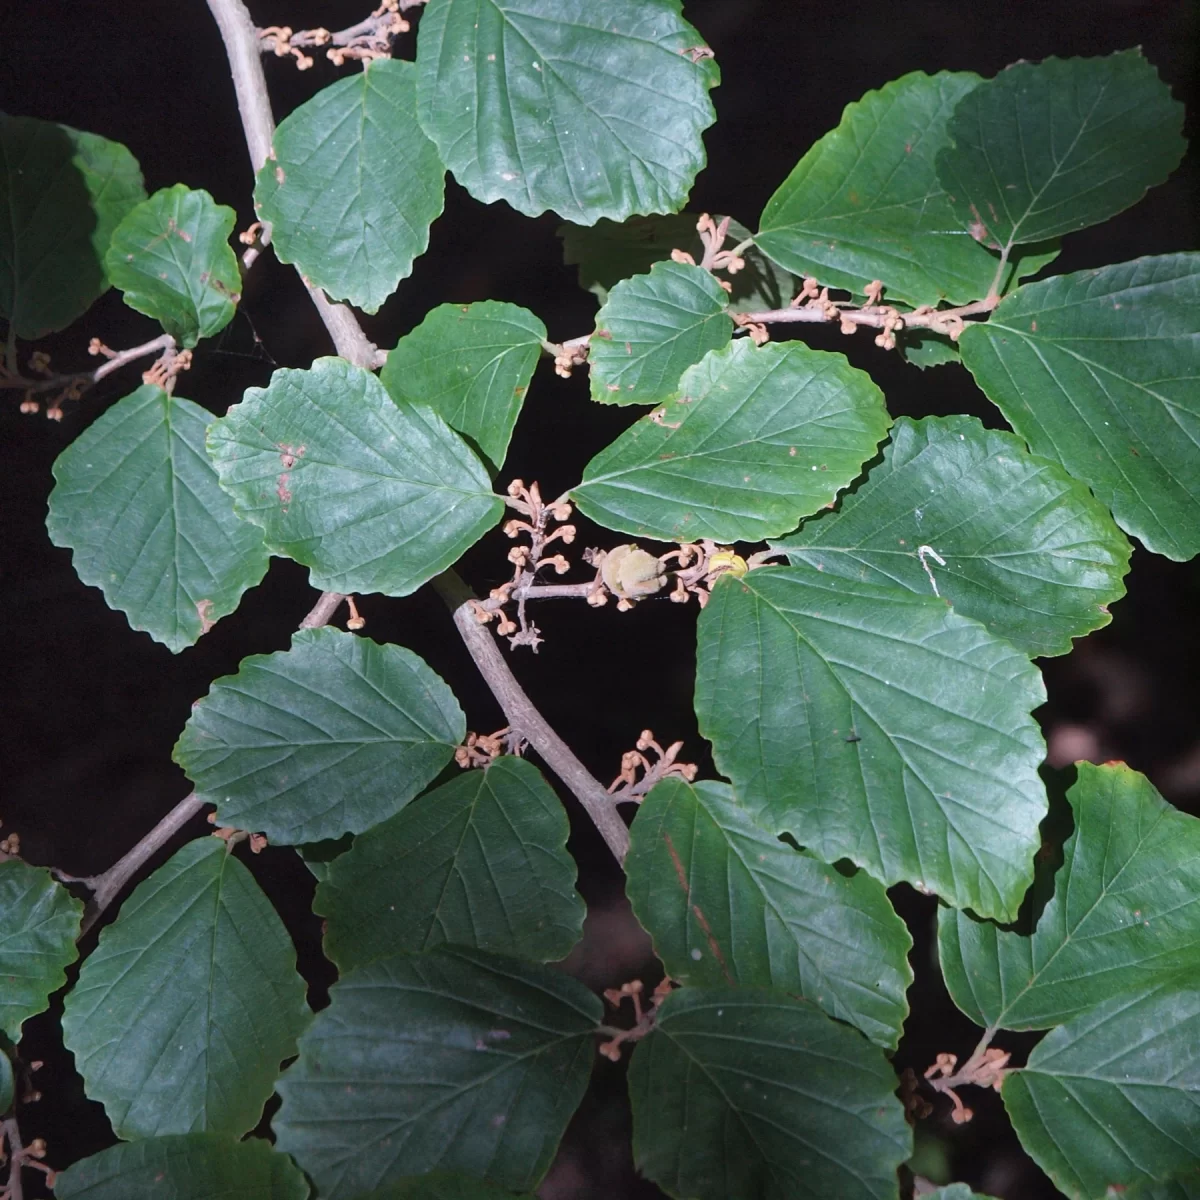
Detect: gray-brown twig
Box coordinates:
(209, 0, 631, 866)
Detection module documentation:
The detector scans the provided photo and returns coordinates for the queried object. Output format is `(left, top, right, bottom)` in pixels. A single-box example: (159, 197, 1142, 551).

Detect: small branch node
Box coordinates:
(607, 729, 698, 801)
(599, 977, 672, 1061)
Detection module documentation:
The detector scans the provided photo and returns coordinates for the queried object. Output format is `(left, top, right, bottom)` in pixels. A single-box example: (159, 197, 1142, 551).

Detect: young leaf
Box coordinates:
(923, 1188, 999, 1200)
(960, 254, 1200, 561)
(415, 0, 718, 223)
(380, 301, 546, 475)
(54, 1134, 309, 1200)
(628, 987, 911, 1200)
(560, 214, 793, 310)
(1003, 976, 1200, 1199)
(937, 51, 1186, 253)
(273, 946, 601, 1199)
(255, 59, 445, 314)
(0, 859, 82, 1042)
(573, 340, 890, 542)
(47, 384, 270, 652)
(61, 838, 310, 1139)
(757, 72, 1004, 307)
(174, 626, 464, 844)
(694, 567, 1047, 921)
(588, 261, 731, 406)
(625, 778, 912, 1049)
(316, 756, 584, 972)
(939, 763, 1200, 1032)
(774, 415, 1132, 658)
(105, 185, 240, 347)
(0, 115, 145, 339)
(206, 358, 503, 596)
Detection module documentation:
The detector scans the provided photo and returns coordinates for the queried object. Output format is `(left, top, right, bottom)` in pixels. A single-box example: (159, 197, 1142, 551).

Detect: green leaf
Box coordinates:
(61, 839, 309, 1138)
(380, 301, 545, 475)
(939, 763, 1200, 1032)
(560, 214, 793, 309)
(352, 1174, 533, 1199)
(298, 834, 353, 883)
(274, 946, 601, 1198)
(47, 385, 270, 652)
(937, 51, 1186, 252)
(757, 72, 1006, 307)
(588, 261, 731, 406)
(317, 756, 584, 972)
(1136, 1174, 1200, 1200)
(898, 330, 960, 369)
(628, 986, 911, 1200)
(959, 254, 1200, 561)
(105, 185, 240, 347)
(174, 626, 464, 844)
(207, 358, 503, 596)
(255, 59, 445, 314)
(1003, 977, 1200, 1199)
(415, 0, 719, 223)
(0, 115, 145, 339)
(695, 567, 1047, 921)
(774, 415, 1132, 658)
(54, 1134, 310, 1200)
(573, 340, 890, 542)
(625, 778, 912, 1049)
(0, 859, 81, 1042)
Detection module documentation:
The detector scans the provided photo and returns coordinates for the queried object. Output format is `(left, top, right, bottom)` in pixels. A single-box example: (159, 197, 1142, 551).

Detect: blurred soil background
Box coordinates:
(2, 1, 1198, 1196)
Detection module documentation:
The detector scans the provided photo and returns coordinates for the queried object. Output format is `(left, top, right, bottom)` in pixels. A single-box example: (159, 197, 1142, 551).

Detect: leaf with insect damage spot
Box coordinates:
(105, 184, 240, 347)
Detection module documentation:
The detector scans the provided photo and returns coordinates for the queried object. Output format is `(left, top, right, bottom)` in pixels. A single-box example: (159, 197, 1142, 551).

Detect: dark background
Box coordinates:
(3, 1, 1198, 1196)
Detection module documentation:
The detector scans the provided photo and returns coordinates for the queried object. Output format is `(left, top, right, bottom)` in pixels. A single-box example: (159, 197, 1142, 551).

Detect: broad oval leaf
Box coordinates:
(174, 626, 464, 844)
(757, 72, 1004, 307)
(255, 59, 445, 314)
(47, 385, 270, 652)
(695, 567, 1047, 921)
(573, 340, 890, 542)
(625, 778, 912, 1048)
(54, 1133, 309, 1200)
(939, 763, 1200, 1032)
(380, 301, 545, 475)
(317, 756, 584, 972)
(774, 415, 1132, 657)
(1003, 977, 1200, 1199)
(273, 946, 601, 1198)
(105, 184, 240, 347)
(61, 838, 309, 1138)
(960, 254, 1200, 561)
(0, 115, 145, 339)
(0, 859, 82, 1042)
(588, 261, 731, 406)
(560, 213, 793, 309)
(937, 51, 1186, 252)
(415, 0, 719, 222)
(628, 986, 911, 1200)
(207, 357, 503, 596)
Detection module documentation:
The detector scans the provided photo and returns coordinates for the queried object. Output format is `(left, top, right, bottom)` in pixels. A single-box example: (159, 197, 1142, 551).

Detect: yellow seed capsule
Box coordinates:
(707, 549, 748, 578)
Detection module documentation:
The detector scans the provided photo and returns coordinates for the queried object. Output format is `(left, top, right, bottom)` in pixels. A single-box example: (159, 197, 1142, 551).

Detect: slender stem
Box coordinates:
(206, 0, 378, 370)
(433, 572, 630, 864)
(300, 590, 347, 628)
(986, 242, 1014, 303)
(2, 1116, 25, 1200)
(734, 296, 996, 331)
(77, 793, 208, 937)
(0, 334, 177, 395)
